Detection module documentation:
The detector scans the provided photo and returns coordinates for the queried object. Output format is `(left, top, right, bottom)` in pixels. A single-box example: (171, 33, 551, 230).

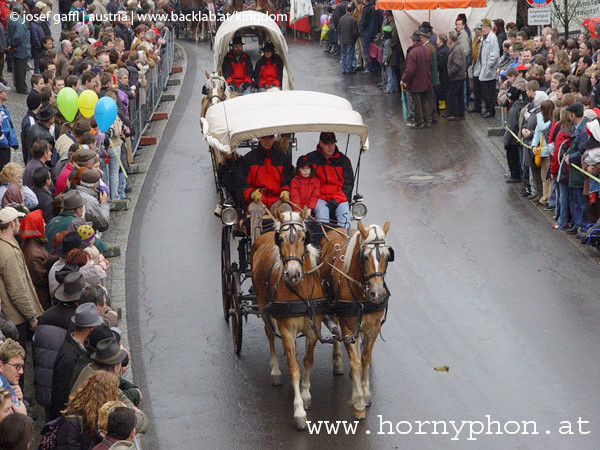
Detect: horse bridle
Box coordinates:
(359, 239, 394, 282)
(275, 220, 311, 266)
(208, 74, 227, 103)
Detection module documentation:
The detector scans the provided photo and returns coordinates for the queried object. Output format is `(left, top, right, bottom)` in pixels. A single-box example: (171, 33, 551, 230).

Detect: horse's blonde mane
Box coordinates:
(342, 224, 389, 274)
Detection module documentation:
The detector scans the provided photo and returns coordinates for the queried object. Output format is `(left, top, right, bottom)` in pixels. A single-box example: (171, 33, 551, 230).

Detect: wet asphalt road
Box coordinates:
(126, 38, 600, 449)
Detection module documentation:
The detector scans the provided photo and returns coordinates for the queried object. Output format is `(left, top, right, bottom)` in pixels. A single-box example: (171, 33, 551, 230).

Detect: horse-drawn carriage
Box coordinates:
(201, 90, 393, 429)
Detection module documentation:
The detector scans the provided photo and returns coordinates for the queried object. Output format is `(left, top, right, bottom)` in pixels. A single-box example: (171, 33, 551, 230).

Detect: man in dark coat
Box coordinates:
(24, 104, 56, 165)
(30, 14, 44, 74)
(6, 5, 30, 94)
(445, 31, 467, 121)
(21, 93, 41, 165)
(401, 31, 432, 129)
(359, 0, 380, 72)
(436, 33, 450, 116)
(338, 3, 358, 74)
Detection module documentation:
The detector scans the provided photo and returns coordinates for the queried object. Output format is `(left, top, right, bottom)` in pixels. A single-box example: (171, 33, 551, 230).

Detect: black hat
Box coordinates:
(296, 155, 311, 168)
(411, 30, 421, 41)
(56, 231, 89, 258)
(420, 21, 433, 31)
(319, 132, 337, 144)
(263, 42, 274, 52)
(566, 102, 584, 117)
(506, 86, 523, 102)
(232, 35, 243, 45)
(26, 92, 42, 111)
(37, 104, 57, 122)
(54, 271, 87, 303)
(85, 324, 114, 354)
(91, 337, 127, 365)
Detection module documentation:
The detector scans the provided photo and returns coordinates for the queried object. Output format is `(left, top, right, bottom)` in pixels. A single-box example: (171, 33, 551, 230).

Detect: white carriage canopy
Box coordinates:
(213, 11, 294, 90)
(201, 90, 369, 153)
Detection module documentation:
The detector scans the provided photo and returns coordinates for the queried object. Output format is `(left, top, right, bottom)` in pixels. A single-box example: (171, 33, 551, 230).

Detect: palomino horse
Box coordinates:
(320, 221, 392, 419)
(251, 209, 327, 430)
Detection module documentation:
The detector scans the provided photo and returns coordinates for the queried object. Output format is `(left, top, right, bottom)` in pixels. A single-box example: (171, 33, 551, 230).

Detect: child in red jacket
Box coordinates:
(290, 155, 320, 216)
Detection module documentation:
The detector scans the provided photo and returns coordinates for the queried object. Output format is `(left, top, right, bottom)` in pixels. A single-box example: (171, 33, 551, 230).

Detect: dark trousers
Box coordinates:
(411, 91, 430, 126)
(0, 53, 6, 81)
(0, 148, 10, 171)
(481, 79, 496, 116)
(447, 79, 465, 117)
(505, 144, 521, 178)
(13, 57, 27, 93)
(471, 76, 481, 112)
(426, 88, 438, 121)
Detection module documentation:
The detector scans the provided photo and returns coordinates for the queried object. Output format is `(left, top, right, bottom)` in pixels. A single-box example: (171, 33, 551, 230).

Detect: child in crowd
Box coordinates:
(290, 155, 320, 216)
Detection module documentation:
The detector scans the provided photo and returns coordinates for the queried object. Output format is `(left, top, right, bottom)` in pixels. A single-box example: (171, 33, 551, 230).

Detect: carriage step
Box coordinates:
(167, 79, 181, 86)
(171, 66, 183, 74)
(151, 112, 168, 121)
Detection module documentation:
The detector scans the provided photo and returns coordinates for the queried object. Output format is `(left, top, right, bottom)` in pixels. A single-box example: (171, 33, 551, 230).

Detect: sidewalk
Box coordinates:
(463, 110, 600, 265)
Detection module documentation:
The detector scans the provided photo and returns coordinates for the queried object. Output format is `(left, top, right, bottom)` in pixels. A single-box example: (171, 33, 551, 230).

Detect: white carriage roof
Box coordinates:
(200, 90, 369, 152)
(213, 11, 294, 89)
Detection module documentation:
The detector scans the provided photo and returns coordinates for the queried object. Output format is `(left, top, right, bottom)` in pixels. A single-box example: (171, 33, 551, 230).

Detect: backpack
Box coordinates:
(39, 417, 63, 450)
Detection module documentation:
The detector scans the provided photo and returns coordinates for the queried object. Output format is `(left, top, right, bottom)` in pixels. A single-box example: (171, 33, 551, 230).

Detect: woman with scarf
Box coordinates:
(19, 209, 50, 310)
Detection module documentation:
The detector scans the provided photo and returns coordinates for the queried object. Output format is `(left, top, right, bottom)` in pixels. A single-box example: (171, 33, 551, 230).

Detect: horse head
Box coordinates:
(275, 208, 312, 286)
(203, 71, 228, 105)
(356, 221, 392, 302)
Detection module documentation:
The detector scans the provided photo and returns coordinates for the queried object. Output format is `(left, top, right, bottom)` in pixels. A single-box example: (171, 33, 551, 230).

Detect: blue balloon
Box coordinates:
(94, 97, 118, 133)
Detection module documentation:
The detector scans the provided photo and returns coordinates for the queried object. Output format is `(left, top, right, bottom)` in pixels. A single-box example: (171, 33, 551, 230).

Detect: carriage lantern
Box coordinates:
(221, 199, 238, 226)
(351, 194, 368, 220)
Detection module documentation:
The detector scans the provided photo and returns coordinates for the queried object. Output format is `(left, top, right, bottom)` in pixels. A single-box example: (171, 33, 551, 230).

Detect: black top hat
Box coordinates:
(91, 337, 127, 366)
(263, 42, 275, 52)
(54, 271, 87, 303)
(319, 132, 337, 144)
(56, 231, 89, 258)
(232, 35, 243, 45)
(37, 104, 57, 122)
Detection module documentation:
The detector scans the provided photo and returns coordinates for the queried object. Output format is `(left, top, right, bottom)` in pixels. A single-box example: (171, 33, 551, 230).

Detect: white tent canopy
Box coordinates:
(201, 90, 369, 153)
(213, 11, 294, 90)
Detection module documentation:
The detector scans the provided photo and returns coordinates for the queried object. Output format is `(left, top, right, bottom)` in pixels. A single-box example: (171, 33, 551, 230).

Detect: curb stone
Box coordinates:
(102, 42, 188, 369)
(463, 112, 600, 265)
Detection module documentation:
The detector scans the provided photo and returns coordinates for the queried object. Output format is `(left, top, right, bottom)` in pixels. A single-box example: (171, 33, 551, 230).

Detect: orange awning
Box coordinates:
(376, 0, 486, 10)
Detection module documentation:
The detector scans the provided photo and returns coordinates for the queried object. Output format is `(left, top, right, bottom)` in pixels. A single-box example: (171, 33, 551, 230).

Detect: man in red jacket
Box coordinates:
(253, 42, 283, 91)
(239, 135, 293, 242)
(306, 132, 354, 228)
(401, 30, 432, 129)
(222, 36, 253, 95)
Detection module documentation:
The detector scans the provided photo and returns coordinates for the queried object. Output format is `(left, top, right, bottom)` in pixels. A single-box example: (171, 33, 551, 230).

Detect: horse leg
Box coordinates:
(263, 315, 282, 386)
(300, 321, 318, 410)
(332, 340, 344, 375)
(342, 320, 366, 419)
(360, 314, 382, 407)
(280, 321, 306, 430)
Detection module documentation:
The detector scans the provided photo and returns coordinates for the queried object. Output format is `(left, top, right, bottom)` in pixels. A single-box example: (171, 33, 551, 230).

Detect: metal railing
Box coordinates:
(128, 29, 175, 155)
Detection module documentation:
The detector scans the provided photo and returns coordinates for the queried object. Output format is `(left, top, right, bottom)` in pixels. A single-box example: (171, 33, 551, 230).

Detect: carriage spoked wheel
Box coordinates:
(230, 263, 243, 355)
(221, 227, 232, 323)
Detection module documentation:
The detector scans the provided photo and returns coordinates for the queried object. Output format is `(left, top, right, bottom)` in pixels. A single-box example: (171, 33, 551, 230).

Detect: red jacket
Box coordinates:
(253, 55, 283, 88)
(239, 145, 293, 207)
(290, 175, 320, 210)
(306, 146, 354, 204)
(550, 129, 571, 178)
(222, 51, 253, 87)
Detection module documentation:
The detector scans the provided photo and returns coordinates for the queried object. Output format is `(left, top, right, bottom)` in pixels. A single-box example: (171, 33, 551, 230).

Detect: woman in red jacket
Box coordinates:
(290, 155, 320, 216)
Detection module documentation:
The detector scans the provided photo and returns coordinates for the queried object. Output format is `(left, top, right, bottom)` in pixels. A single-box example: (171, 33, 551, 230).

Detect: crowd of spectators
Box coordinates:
(322, 2, 600, 243)
(0, 0, 177, 447)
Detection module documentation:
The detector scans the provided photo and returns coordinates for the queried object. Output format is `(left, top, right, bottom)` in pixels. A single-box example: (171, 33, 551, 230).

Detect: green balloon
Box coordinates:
(56, 87, 79, 122)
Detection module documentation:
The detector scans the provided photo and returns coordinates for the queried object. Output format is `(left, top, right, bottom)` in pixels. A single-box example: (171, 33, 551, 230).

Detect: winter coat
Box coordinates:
(238, 144, 293, 207)
(332, 1, 348, 30)
(6, 15, 30, 60)
(114, 23, 134, 51)
(290, 175, 320, 210)
(20, 111, 36, 159)
(25, 122, 55, 155)
(424, 41, 439, 87)
(32, 307, 70, 408)
(305, 146, 353, 204)
(45, 211, 77, 251)
(23, 158, 48, 190)
(74, 185, 110, 232)
(125, 60, 140, 91)
(551, 129, 571, 179)
(30, 21, 44, 58)
(496, 30, 507, 51)
(0, 104, 19, 150)
(222, 51, 253, 88)
(0, 236, 44, 326)
(22, 237, 49, 310)
(457, 29, 472, 67)
(531, 112, 552, 157)
(447, 43, 466, 81)
(56, 413, 103, 450)
(567, 118, 590, 188)
(503, 96, 527, 147)
(359, 2, 379, 39)
(338, 13, 358, 45)
(401, 41, 432, 93)
(437, 44, 450, 87)
(474, 31, 499, 82)
(253, 54, 283, 88)
(50, 334, 85, 420)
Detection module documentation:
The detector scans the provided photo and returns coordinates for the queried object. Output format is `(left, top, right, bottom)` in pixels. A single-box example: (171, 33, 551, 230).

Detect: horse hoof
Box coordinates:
(364, 396, 372, 407)
(353, 407, 366, 420)
(271, 374, 283, 386)
(333, 366, 344, 376)
(303, 399, 311, 410)
(295, 415, 307, 430)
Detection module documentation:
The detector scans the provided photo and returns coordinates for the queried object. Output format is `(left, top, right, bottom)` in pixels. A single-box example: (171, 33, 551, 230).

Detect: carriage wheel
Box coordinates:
(230, 264, 243, 355)
(221, 227, 232, 323)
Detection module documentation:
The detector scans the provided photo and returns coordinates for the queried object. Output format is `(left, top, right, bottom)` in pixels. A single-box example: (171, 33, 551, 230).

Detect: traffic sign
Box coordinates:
(526, 0, 552, 8)
(528, 7, 551, 26)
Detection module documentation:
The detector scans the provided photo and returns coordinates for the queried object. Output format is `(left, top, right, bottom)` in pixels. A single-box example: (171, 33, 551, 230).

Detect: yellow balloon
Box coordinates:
(78, 90, 99, 118)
